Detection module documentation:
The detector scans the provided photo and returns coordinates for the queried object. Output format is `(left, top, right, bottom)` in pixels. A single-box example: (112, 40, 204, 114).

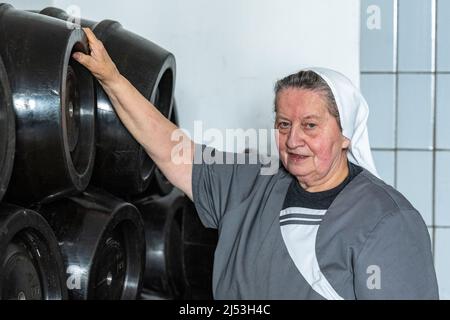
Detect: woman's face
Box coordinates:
(275, 88, 350, 188)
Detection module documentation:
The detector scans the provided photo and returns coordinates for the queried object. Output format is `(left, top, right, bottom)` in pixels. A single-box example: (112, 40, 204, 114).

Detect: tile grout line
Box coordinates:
(431, 0, 438, 257)
(394, 0, 399, 189)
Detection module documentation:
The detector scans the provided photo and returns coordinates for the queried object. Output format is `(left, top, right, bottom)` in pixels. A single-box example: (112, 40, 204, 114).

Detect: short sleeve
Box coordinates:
(191, 144, 265, 229)
(354, 209, 439, 300)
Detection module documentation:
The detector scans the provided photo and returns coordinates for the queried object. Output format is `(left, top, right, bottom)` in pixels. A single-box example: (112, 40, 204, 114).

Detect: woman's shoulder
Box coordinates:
(350, 168, 417, 214)
(319, 169, 429, 261)
(326, 168, 424, 236)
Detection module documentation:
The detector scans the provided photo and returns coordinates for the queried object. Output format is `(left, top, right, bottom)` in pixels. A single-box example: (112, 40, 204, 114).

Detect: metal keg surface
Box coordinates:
(134, 190, 187, 298)
(38, 188, 146, 300)
(0, 4, 96, 205)
(0, 54, 14, 202)
(181, 200, 217, 299)
(0, 203, 67, 300)
(40, 7, 176, 197)
(134, 189, 218, 299)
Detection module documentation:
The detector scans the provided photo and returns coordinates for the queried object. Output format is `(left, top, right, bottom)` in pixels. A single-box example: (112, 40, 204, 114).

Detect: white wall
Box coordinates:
(11, 0, 361, 150)
(7, 0, 50, 10)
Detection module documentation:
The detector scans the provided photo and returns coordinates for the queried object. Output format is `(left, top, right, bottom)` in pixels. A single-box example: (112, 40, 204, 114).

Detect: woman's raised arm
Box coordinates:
(73, 27, 194, 199)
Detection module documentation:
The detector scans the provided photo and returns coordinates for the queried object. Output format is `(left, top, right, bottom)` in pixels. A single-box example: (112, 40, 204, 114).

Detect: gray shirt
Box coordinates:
(192, 145, 439, 300)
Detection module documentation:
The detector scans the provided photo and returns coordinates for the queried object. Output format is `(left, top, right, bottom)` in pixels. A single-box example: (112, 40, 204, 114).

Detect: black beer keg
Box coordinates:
(0, 55, 14, 202)
(135, 190, 217, 299)
(40, 7, 176, 196)
(0, 4, 96, 205)
(0, 203, 67, 300)
(38, 188, 146, 300)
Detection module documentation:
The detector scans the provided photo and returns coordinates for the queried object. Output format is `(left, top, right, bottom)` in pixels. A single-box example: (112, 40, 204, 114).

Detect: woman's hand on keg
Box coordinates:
(72, 28, 120, 86)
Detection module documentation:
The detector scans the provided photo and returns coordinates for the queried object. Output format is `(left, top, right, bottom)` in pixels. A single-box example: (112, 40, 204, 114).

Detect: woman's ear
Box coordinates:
(342, 136, 350, 150)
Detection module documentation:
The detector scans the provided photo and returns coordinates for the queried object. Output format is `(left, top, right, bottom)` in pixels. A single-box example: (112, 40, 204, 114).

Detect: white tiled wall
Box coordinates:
(436, 152, 450, 226)
(361, 0, 396, 72)
(361, 0, 450, 299)
(435, 229, 450, 299)
(371, 151, 395, 186)
(437, 0, 450, 71)
(398, 0, 433, 72)
(437, 75, 450, 149)
(361, 74, 396, 148)
(397, 75, 433, 149)
(397, 151, 433, 225)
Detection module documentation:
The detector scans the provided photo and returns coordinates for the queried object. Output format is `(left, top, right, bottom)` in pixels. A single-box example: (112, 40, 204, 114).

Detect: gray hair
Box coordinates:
(274, 70, 341, 131)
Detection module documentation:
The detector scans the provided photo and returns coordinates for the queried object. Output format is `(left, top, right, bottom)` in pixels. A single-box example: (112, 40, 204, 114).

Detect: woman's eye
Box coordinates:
(278, 122, 290, 129)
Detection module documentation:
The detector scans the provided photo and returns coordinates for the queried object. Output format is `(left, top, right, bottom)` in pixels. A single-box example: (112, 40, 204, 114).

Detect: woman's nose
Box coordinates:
(286, 125, 305, 149)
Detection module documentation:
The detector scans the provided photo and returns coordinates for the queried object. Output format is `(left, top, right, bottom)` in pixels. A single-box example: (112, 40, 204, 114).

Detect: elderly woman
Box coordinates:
(73, 28, 439, 300)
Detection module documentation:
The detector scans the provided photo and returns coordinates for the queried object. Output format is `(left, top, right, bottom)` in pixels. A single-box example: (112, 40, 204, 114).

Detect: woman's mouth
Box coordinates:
(288, 153, 310, 162)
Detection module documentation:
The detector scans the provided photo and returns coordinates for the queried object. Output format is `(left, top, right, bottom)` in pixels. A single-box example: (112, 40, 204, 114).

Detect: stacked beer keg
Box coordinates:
(0, 4, 217, 300)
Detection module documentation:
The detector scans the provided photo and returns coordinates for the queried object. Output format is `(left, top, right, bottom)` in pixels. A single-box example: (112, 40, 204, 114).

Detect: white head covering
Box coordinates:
(303, 67, 379, 178)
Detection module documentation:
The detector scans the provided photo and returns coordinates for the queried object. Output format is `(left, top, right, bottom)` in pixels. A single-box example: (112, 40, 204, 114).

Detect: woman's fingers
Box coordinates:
(72, 51, 93, 69)
(72, 27, 120, 84)
(71, 28, 98, 70)
(82, 27, 99, 47)
(72, 28, 102, 72)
